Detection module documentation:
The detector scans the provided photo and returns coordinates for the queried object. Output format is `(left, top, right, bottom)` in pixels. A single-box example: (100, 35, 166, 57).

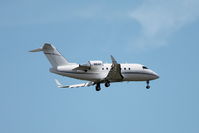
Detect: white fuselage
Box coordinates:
(30, 44, 159, 90)
(50, 63, 159, 83)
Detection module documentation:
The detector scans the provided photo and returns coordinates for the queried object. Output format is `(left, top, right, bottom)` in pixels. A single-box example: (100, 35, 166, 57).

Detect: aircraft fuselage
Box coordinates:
(50, 63, 159, 82)
(30, 43, 159, 91)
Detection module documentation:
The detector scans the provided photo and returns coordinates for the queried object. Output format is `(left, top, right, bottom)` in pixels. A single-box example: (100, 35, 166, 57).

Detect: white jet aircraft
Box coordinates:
(30, 43, 159, 91)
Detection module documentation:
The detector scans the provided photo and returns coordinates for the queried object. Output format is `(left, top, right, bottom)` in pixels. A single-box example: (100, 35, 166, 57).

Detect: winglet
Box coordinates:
(110, 55, 118, 64)
(54, 79, 63, 88)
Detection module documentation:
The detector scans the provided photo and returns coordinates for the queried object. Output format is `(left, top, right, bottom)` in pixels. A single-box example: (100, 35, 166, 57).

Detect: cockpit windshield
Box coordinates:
(142, 66, 148, 69)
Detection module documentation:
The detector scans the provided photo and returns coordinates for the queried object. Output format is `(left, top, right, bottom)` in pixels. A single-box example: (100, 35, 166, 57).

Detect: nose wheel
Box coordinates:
(96, 83, 101, 91)
(146, 80, 150, 89)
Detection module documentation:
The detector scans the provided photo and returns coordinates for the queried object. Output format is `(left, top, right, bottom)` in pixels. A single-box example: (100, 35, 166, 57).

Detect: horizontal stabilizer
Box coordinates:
(29, 48, 43, 52)
(54, 79, 94, 88)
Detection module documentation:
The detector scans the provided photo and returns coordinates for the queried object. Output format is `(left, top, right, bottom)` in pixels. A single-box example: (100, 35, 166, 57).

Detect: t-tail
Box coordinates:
(30, 43, 69, 68)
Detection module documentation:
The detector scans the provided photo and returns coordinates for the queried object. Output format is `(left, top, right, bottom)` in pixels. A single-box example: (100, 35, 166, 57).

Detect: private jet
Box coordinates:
(30, 43, 159, 91)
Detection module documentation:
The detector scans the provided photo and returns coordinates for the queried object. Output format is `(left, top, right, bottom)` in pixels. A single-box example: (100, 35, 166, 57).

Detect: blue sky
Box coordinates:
(1, 0, 199, 133)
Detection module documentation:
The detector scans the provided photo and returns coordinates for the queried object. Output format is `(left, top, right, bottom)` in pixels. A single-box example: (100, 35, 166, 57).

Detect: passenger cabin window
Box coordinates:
(102, 68, 104, 70)
(106, 68, 108, 70)
(124, 68, 126, 70)
(142, 66, 148, 69)
(129, 68, 130, 70)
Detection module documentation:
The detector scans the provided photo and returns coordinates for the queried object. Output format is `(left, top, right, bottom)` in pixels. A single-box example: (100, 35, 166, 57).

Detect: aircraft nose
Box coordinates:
(152, 71, 159, 79)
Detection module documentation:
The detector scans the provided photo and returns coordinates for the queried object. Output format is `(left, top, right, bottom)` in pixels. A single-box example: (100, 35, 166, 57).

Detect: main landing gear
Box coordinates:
(95, 81, 111, 91)
(96, 83, 101, 91)
(105, 81, 110, 87)
(146, 80, 150, 89)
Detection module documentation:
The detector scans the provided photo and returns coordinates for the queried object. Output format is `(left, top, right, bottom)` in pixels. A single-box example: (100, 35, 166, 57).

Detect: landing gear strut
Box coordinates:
(96, 83, 101, 91)
(105, 81, 110, 87)
(146, 80, 150, 89)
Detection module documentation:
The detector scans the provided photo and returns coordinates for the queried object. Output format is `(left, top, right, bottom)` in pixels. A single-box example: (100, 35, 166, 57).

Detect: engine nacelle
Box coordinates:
(88, 60, 103, 66)
(74, 60, 103, 71)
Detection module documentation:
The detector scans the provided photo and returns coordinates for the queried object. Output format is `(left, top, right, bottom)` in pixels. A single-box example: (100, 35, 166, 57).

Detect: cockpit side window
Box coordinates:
(142, 66, 148, 69)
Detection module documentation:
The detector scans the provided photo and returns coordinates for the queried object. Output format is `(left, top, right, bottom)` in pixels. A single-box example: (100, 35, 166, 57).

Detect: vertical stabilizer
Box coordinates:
(30, 43, 69, 68)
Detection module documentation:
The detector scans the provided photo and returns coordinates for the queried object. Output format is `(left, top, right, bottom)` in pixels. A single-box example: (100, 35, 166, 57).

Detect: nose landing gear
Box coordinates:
(146, 80, 150, 89)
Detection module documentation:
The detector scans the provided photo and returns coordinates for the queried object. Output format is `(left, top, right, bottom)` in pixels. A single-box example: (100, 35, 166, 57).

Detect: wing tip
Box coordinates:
(110, 55, 118, 64)
(54, 79, 63, 88)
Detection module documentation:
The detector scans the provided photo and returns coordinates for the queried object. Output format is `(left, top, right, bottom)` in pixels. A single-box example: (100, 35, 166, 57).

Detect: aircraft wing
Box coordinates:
(105, 55, 123, 81)
(55, 79, 94, 88)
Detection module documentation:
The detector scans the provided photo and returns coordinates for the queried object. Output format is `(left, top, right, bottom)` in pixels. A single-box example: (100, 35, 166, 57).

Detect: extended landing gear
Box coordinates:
(95, 81, 111, 91)
(146, 80, 150, 89)
(96, 83, 101, 91)
(105, 81, 110, 87)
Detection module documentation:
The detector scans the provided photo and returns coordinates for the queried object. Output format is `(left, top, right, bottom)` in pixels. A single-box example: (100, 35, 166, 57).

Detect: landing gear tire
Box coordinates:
(105, 81, 110, 87)
(146, 80, 150, 89)
(96, 83, 101, 91)
(146, 85, 150, 89)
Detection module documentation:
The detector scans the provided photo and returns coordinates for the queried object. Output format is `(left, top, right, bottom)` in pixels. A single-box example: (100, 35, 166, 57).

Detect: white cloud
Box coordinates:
(130, 0, 199, 49)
